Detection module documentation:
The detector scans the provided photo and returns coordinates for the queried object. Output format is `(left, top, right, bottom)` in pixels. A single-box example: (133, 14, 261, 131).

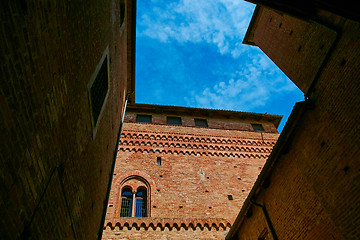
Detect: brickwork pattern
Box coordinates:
(103, 225, 229, 240)
(0, 0, 133, 239)
(103, 110, 280, 239)
(233, 8, 360, 240)
(248, 7, 337, 93)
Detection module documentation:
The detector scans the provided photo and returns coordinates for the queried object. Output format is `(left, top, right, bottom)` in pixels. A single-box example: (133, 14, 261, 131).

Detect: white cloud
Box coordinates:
(185, 53, 299, 111)
(137, 0, 255, 58)
(137, 0, 303, 118)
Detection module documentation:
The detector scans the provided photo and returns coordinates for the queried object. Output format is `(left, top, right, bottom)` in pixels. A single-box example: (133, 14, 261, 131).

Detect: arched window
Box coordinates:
(119, 176, 150, 217)
(135, 188, 147, 217)
(120, 188, 133, 217)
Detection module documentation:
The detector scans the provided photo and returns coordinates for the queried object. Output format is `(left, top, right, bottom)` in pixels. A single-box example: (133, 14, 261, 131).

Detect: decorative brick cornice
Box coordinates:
(120, 130, 277, 146)
(118, 146, 270, 159)
(104, 218, 231, 231)
(120, 140, 273, 153)
(118, 130, 275, 159)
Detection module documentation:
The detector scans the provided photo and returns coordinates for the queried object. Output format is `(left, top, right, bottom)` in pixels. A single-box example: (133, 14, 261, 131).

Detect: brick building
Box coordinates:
(0, 0, 135, 239)
(2, 0, 360, 239)
(226, 4, 360, 240)
(102, 104, 281, 239)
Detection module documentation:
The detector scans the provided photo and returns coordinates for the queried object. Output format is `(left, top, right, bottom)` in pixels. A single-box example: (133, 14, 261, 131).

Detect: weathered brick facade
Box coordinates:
(3, 1, 359, 239)
(102, 104, 281, 239)
(227, 6, 360, 240)
(0, 0, 135, 239)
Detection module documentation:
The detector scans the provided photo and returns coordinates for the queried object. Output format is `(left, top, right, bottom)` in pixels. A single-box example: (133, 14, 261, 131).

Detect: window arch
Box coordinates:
(119, 176, 150, 217)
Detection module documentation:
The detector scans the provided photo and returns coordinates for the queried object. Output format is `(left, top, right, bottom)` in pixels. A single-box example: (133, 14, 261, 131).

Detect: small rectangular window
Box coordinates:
(251, 123, 265, 132)
(88, 47, 109, 138)
(194, 118, 208, 127)
(167, 116, 182, 125)
(119, 0, 125, 26)
(227, 195, 233, 200)
(136, 114, 152, 123)
(157, 157, 161, 166)
(90, 56, 108, 126)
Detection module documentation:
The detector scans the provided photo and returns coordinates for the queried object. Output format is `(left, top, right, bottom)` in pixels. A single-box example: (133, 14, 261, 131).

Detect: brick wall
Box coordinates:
(230, 7, 360, 240)
(103, 225, 229, 240)
(0, 0, 134, 239)
(246, 7, 337, 93)
(102, 106, 280, 239)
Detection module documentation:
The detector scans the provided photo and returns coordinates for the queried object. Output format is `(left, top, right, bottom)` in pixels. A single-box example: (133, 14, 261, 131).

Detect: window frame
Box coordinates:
(120, 187, 133, 217)
(88, 46, 110, 139)
(251, 123, 265, 132)
(136, 114, 152, 123)
(118, 176, 151, 218)
(194, 118, 208, 127)
(167, 116, 182, 125)
(135, 188, 147, 217)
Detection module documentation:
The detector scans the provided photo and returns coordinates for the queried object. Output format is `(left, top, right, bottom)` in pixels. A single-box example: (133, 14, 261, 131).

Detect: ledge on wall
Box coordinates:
(104, 218, 232, 231)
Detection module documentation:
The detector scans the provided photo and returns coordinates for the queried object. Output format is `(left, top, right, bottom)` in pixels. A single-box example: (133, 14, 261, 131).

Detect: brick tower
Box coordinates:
(102, 103, 281, 239)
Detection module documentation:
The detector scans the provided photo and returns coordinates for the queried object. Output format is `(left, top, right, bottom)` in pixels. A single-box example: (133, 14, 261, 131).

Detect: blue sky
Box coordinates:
(135, 0, 304, 132)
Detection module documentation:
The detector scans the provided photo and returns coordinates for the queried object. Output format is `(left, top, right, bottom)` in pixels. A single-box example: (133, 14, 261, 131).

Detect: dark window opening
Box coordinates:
(135, 189, 147, 217)
(251, 123, 265, 132)
(228, 195, 233, 200)
(157, 157, 161, 165)
(90, 56, 108, 126)
(167, 116, 182, 125)
(136, 114, 152, 123)
(120, 0, 125, 26)
(120, 188, 132, 217)
(120, 187, 148, 217)
(194, 118, 208, 127)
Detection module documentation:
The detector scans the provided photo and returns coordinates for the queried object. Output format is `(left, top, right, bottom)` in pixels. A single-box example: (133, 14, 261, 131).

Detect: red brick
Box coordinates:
(230, 6, 360, 240)
(102, 104, 280, 239)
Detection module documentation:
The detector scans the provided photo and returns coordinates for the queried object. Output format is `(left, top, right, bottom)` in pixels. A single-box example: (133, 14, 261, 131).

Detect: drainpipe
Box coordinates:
(97, 93, 130, 240)
(250, 199, 279, 240)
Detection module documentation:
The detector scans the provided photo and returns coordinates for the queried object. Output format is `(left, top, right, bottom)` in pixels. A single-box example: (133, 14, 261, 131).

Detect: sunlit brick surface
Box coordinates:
(102, 105, 280, 239)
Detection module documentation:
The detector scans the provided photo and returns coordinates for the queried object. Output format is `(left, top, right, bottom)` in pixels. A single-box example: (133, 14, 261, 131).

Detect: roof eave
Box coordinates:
(242, 5, 261, 46)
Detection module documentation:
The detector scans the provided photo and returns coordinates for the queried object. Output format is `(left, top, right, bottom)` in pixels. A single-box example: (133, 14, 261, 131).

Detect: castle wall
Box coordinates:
(0, 0, 135, 239)
(103, 108, 280, 239)
(103, 225, 229, 240)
